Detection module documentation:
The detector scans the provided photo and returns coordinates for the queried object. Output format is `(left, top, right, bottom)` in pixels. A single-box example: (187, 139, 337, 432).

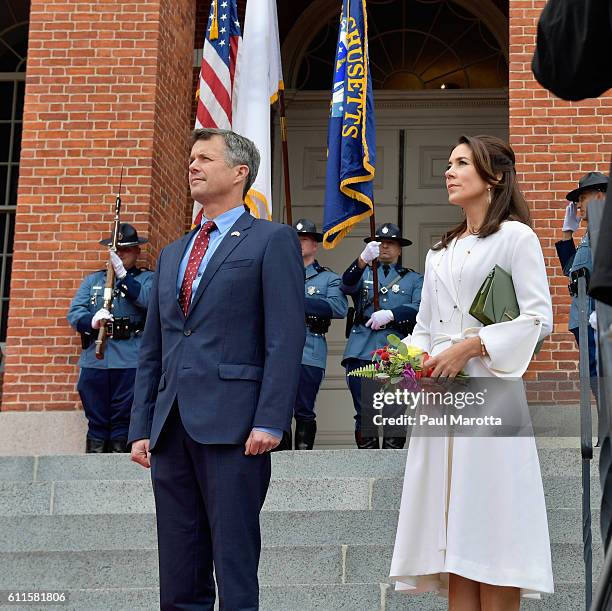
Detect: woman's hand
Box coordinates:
(424, 337, 482, 379)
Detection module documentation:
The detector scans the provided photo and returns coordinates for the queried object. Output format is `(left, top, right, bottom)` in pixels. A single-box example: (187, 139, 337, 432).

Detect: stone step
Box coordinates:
(370, 475, 601, 512)
(0, 472, 600, 516)
(0, 508, 602, 554)
(0, 543, 603, 590)
(0, 448, 600, 482)
(0, 582, 592, 611)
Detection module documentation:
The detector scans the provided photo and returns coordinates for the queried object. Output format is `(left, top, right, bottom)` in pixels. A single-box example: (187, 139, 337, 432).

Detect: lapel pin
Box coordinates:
(231, 231, 241, 237)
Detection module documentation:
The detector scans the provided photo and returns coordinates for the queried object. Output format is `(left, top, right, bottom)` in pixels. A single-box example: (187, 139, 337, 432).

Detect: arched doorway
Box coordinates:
(273, 1, 509, 447)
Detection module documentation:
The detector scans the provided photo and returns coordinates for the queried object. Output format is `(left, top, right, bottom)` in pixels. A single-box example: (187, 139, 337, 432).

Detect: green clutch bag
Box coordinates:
(469, 264, 543, 353)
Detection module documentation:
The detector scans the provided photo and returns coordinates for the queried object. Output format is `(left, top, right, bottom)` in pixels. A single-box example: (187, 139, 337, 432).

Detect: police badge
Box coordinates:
(307, 286, 317, 295)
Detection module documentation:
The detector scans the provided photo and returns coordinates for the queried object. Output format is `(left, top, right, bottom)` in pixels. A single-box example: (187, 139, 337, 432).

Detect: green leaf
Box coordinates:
(347, 364, 377, 379)
(396, 342, 408, 356)
(386, 334, 402, 347)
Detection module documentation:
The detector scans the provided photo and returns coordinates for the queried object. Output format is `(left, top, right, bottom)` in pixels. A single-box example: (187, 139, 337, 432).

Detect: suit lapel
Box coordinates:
(187, 211, 254, 315)
(171, 227, 199, 320)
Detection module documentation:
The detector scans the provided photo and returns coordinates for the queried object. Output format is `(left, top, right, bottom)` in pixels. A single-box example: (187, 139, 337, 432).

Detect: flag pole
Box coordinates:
(369, 212, 379, 311)
(278, 89, 292, 226)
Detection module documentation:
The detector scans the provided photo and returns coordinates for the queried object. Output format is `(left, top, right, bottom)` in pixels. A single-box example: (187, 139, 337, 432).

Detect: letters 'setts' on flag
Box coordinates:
(323, 0, 376, 249)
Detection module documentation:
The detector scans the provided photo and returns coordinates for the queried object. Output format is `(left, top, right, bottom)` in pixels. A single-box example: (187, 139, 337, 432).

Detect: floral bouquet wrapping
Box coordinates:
(348, 334, 468, 386)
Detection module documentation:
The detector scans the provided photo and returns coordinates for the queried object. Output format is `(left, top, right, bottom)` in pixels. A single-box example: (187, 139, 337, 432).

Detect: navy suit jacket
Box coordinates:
(128, 211, 305, 450)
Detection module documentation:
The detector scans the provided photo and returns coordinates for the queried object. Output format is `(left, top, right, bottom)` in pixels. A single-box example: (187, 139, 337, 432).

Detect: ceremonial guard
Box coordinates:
(67, 224, 153, 453)
(284, 219, 348, 450)
(555, 172, 607, 390)
(341, 222, 423, 449)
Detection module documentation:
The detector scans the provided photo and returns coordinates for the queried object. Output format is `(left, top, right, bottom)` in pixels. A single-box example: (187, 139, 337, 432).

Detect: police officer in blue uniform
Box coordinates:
(284, 219, 348, 450)
(67, 224, 154, 453)
(556, 172, 608, 393)
(341, 222, 423, 449)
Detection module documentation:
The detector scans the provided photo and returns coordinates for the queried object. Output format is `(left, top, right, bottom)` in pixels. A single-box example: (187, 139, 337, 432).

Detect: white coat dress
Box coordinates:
(389, 220, 555, 599)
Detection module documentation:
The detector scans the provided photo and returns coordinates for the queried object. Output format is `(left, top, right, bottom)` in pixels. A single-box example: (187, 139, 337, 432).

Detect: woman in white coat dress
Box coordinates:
(389, 135, 554, 610)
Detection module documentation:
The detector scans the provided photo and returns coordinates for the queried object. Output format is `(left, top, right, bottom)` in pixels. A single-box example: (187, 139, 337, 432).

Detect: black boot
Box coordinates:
(382, 437, 405, 450)
(354, 430, 379, 449)
(294, 420, 317, 450)
(85, 437, 107, 454)
(108, 438, 129, 453)
(272, 430, 292, 452)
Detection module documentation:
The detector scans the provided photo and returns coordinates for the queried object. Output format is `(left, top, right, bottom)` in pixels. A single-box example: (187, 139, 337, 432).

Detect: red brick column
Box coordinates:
(2, 0, 195, 411)
(510, 0, 612, 401)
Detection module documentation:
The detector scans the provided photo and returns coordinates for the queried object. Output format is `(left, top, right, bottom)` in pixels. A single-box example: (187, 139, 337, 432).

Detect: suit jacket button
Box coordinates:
(184, 329, 192, 336)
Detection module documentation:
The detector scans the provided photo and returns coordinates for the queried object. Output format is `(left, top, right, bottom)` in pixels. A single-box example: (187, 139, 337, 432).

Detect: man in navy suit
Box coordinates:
(128, 128, 305, 610)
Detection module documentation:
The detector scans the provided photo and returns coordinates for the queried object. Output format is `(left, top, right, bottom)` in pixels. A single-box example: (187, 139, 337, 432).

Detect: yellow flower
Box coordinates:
(404, 344, 423, 358)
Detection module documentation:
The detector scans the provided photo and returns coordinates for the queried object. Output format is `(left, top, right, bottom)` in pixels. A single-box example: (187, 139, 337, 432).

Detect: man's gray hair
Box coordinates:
(191, 128, 260, 198)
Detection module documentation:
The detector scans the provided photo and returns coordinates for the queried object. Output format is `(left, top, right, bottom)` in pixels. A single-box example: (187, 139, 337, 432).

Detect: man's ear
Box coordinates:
(234, 164, 249, 185)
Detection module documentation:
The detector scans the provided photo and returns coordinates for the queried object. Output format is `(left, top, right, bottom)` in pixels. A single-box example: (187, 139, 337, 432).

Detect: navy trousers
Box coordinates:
(77, 367, 135, 440)
(345, 358, 371, 431)
(294, 364, 324, 422)
(150, 405, 271, 611)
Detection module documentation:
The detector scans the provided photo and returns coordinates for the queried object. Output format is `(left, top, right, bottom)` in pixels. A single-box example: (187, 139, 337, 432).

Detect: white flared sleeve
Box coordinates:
(403, 250, 432, 353)
(479, 228, 553, 377)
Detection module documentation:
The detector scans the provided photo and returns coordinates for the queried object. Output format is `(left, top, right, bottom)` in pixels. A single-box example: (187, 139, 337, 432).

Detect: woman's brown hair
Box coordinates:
(433, 135, 531, 250)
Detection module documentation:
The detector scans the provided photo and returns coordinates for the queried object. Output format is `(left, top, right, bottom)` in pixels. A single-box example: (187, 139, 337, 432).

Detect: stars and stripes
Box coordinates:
(193, 0, 242, 226)
(195, 0, 241, 130)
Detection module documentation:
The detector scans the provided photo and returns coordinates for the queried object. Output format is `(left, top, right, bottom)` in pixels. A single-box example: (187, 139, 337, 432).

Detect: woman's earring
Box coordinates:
(487, 187, 492, 205)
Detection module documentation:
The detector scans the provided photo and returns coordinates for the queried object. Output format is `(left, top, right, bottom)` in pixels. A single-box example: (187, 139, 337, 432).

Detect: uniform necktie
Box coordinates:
(178, 221, 216, 315)
(382, 264, 390, 277)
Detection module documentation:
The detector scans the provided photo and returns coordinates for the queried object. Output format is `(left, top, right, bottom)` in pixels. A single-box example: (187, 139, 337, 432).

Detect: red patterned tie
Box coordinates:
(178, 221, 216, 315)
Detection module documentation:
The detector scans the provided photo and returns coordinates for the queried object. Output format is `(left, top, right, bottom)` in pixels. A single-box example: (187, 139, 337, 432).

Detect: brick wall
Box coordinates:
(2, 0, 195, 411)
(4, 0, 611, 410)
(510, 0, 612, 402)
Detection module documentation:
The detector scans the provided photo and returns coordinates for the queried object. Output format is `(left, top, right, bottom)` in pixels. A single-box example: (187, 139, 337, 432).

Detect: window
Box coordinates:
(0, 12, 28, 343)
(295, 0, 507, 91)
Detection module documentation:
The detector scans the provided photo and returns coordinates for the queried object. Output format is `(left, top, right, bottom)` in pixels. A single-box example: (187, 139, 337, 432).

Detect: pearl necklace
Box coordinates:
(433, 235, 480, 325)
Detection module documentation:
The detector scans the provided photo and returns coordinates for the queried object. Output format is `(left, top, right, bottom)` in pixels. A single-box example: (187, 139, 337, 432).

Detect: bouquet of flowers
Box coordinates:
(348, 334, 468, 385)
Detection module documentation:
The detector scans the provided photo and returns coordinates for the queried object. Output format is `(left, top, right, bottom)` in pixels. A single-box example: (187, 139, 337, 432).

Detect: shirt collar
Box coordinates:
(201, 205, 244, 235)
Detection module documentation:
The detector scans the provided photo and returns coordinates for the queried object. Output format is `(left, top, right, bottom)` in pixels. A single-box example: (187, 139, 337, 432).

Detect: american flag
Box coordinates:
(195, 0, 241, 129)
(192, 0, 242, 225)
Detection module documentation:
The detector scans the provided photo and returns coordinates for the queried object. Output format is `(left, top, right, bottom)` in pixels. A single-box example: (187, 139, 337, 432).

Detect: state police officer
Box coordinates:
(287, 219, 348, 450)
(67, 224, 154, 453)
(341, 223, 423, 449)
(556, 172, 607, 400)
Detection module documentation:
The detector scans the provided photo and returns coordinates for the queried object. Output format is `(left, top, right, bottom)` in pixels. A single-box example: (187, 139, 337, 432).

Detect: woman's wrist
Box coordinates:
(466, 336, 484, 358)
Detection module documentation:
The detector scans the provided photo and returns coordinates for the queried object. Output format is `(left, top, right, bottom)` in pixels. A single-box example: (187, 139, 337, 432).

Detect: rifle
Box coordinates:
(95, 168, 124, 359)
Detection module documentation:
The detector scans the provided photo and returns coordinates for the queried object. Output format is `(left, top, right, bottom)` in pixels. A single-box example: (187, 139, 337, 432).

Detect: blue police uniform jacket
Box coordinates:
(341, 259, 423, 364)
(67, 267, 154, 369)
(303, 261, 348, 369)
(555, 235, 594, 330)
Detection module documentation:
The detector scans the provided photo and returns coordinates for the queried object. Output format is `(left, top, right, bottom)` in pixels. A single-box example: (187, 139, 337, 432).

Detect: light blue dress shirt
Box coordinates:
(177, 205, 282, 440)
(177, 205, 245, 300)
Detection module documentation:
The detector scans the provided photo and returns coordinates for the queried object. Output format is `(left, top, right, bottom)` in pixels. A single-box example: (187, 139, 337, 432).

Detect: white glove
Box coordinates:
(589, 311, 597, 331)
(360, 241, 380, 265)
(562, 202, 580, 232)
(366, 309, 394, 330)
(110, 251, 127, 279)
(91, 308, 113, 329)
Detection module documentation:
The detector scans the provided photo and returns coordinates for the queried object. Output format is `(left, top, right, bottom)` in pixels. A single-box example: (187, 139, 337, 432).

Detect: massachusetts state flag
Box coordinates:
(322, 0, 376, 249)
(193, 0, 242, 226)
(232, 0, 284, 220)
